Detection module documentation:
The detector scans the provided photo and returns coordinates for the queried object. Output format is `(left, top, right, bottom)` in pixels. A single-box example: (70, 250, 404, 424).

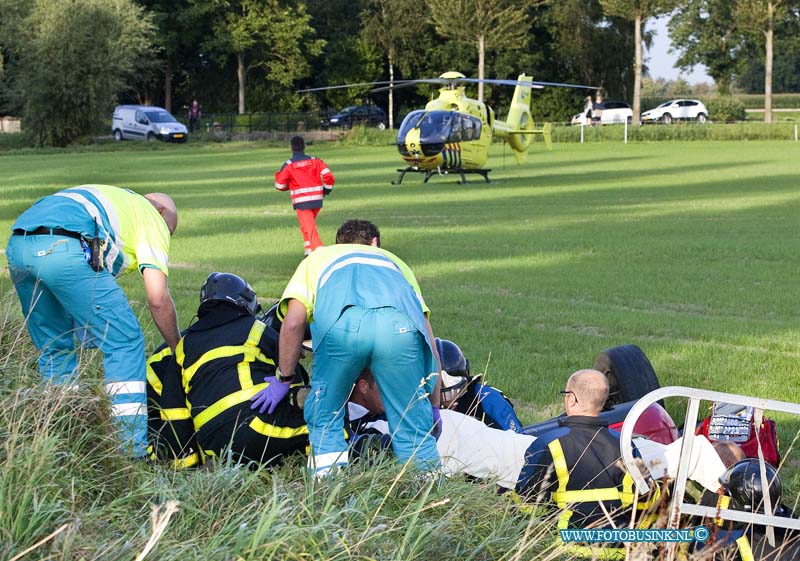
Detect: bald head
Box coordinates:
(565, 369, 609, 416)
(145, 193, 178, 235)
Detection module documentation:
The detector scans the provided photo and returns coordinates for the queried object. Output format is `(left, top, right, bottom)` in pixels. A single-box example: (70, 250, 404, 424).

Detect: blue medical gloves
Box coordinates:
(431, 405, 442, 440)
(250, 376, 290, 415)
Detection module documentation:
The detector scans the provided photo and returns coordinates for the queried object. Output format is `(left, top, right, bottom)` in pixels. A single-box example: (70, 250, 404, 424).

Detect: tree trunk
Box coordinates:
(164, 58, 173, 113)
(764, 1, 774, 124)
(237, 51, 246, 115)
(633, 13, 643, 126)
(477, 34, 485, 102)
(388, 48, 394, 130)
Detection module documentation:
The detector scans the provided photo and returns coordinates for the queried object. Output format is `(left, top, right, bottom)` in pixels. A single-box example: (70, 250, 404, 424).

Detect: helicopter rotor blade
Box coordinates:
(369, 79, 452, 93)
(296, 80, 417, 93)
(456, 77, 598, 90)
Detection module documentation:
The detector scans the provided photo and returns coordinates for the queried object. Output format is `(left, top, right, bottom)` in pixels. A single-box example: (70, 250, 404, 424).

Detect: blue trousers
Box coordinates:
(6, 233, 148, 457)
(306, 306, 440, 474)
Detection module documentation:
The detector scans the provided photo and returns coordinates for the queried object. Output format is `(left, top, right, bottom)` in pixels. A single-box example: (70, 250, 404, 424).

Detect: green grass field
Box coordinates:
(3, 139, 798, 411)
(2, 138, 800, 559)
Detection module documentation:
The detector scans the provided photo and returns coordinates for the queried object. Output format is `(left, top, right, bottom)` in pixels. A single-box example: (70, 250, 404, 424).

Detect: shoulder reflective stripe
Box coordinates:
(146, 346, 174, 396)
(620, 472, 635, 506)
(238, 321, 267, 390)
(547, 439, 571, 499)
(248, 417, 309, 439)
(171, 453, 200, 469)
(182, 345, 273, 389)
(736, 535, 754, 561)
(715, 495, 731, 526)
(54, 190, 124, 271)
(552, 487, 625, 505)
(319, 256, 402, 290)
(160, 407, 191, 421)
(237, 363, 253, 390)
(105, 381, 146, 396)
(111, 403, 146, 417)
(192, 384, 265, 431)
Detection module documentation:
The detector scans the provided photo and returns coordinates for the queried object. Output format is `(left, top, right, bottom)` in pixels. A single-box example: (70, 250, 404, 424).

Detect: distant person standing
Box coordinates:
(188, 100, 201, 133)
(592, 92, 604, 125)
(274, 136, 334, 255)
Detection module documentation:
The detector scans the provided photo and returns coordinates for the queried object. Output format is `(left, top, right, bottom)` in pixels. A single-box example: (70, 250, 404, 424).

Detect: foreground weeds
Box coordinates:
(1, 289, 795, 561)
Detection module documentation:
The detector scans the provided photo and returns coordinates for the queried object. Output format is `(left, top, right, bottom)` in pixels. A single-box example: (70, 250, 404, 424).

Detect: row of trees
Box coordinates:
(0, 0, 798, 145)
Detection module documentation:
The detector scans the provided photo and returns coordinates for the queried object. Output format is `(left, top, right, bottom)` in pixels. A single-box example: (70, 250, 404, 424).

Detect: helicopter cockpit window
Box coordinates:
(461, 114, 481, 141)
(397, 110, 426, 143)
(416, 111, 456, 144)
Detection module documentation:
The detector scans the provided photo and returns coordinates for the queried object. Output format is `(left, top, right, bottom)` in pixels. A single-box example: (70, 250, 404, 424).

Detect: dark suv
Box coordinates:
(321, 105, 387, 130)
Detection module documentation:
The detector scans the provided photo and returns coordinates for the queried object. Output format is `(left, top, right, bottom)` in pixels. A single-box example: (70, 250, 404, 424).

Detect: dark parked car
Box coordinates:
(321, 105, 387, 130)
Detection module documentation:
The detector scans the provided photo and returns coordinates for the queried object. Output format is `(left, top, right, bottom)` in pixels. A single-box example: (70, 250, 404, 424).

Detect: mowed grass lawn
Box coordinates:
(1, 138, 798, 431)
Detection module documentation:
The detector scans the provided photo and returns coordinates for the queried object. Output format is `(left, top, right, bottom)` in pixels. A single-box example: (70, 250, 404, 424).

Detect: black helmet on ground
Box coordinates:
(435, 338, 474, 406)
(720, 458, 782, 514)
(199, 272, 259, 316)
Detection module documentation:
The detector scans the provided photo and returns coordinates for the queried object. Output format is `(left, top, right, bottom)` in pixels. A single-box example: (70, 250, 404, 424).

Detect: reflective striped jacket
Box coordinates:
(274, 153, 334, 210)
(147, 304, 308, 467)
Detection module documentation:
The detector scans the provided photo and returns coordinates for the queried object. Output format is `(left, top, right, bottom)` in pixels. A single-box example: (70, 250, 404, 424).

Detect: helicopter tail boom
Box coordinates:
(493, 75, 536, 164)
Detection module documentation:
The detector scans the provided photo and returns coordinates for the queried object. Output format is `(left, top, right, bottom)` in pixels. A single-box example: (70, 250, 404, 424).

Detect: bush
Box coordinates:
(706, 97, 746, 123)
(2, 0, 155, 147)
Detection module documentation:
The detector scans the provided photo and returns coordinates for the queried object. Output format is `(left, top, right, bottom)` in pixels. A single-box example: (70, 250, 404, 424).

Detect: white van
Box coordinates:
(112, 105, 188, 142)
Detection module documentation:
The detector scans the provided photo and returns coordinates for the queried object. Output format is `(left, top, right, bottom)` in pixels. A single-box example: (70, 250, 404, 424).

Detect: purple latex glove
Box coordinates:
(431, 405, 442, 440)
(250, 376, 290, 415)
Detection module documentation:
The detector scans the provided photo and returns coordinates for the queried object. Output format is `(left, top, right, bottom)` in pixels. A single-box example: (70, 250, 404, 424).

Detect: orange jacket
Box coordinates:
(275, 154, 334, 210)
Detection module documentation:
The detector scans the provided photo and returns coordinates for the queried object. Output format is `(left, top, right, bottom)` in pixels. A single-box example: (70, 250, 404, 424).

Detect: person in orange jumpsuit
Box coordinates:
(274, 136, 335, 255)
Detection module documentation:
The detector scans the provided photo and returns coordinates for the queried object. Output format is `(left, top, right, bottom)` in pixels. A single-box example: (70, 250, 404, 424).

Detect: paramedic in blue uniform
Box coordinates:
(6, 184, 180, 458)
(251, 219, 442, 476)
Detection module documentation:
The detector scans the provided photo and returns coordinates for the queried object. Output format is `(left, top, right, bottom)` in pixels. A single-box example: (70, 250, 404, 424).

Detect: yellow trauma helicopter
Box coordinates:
(302, 72, 598, 184)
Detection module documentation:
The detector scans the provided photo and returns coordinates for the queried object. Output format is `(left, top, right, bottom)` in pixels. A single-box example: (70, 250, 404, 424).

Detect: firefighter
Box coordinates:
(146, 272, 309, 468)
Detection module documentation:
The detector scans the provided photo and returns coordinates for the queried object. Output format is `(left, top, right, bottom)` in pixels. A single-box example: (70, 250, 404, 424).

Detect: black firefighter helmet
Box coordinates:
(199, 272, 259, 316)
(435, 338, 475, 406)
(720, 458, 782, 514)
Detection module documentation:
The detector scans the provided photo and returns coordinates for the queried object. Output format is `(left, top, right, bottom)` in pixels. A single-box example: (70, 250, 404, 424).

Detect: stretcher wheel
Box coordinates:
(594, 344, 662, 408)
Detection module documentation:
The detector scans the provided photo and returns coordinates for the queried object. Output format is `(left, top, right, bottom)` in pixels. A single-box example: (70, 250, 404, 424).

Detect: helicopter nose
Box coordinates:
(399, 128, 422, 158)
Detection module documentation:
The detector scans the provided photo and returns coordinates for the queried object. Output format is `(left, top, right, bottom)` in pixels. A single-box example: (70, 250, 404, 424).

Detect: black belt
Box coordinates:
(12, 227, 83, 240)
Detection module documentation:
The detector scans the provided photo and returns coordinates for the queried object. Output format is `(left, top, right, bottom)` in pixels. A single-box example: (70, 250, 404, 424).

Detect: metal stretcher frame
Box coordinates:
(619, 386, 800, 536)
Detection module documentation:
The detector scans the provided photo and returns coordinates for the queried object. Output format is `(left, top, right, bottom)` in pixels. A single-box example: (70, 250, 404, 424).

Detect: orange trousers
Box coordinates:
(296, 207, 322, 253)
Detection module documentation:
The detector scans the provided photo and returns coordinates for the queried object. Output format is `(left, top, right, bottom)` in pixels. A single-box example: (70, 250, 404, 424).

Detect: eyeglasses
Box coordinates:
(560, 390, 578, 404)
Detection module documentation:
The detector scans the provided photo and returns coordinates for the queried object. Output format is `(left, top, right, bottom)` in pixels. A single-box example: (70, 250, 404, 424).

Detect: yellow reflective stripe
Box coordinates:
(548, 439, 570, 503)
(160, 407, 191, 421)
(736, 535, 754, 561)
(561, 544, 626, 560)
(715, 494, 731, 526)
(248, 417, 309, 439)
(557, 508, 573, 529)
(146, 346, 173, 396)
(182, 345, 273, 392)
(552, 487, 626, 505)
(171, 453, 200, 470)
(192, 384, 266, 431)
(175, 337, 186, 370)
(238, 362, 253, 390)
(239, 321, 267, 390)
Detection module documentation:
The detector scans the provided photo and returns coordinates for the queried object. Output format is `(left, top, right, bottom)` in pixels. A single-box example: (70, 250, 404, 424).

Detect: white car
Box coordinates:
(571, 101, 633, 125)
(641, 99, 709, 125)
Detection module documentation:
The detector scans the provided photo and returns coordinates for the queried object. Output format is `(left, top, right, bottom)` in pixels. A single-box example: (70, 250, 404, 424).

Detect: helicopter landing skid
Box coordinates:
(392, 166, 492, 185)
